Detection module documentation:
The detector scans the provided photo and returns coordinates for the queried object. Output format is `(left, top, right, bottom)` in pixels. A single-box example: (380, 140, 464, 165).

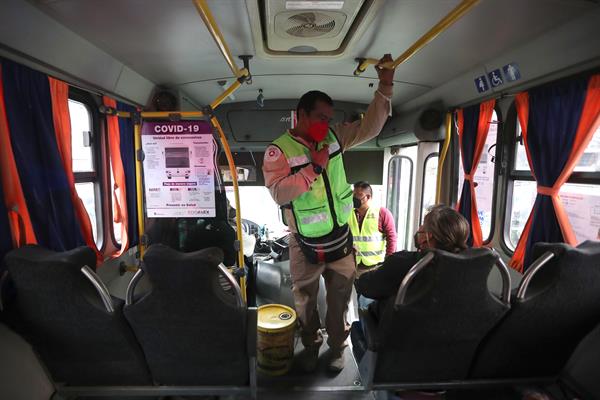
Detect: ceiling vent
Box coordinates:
(283, 12, 339, 38)
(246, 0, 384, 57)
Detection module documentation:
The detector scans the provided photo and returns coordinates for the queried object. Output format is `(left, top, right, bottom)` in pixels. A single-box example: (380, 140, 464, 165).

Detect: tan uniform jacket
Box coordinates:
(263, 83, 393, 233)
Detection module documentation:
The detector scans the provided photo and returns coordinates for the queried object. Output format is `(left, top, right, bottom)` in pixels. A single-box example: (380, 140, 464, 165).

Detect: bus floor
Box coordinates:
(257, 331, 370, 399)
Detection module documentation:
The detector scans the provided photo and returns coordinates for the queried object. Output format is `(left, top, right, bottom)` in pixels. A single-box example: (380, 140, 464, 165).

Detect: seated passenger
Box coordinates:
(355, 205, 470, 313)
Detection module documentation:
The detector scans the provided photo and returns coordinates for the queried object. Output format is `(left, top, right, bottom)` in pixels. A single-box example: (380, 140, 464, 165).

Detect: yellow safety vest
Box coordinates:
(272, 130, 353, 238)
(349, 207, 385, 266)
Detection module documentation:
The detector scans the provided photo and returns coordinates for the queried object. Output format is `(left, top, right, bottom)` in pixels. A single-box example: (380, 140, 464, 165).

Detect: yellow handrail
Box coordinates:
(436, 112, 452, 204)
(193, 0, 244, 79)
(210, 116, 246, 302)
(354, 0, 480, 75)
(133, 121, 146, 258)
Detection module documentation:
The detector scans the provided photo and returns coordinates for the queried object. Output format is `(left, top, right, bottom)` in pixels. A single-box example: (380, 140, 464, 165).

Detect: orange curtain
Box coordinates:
(48, 77, 101, 260)
(0, 64, 36, 247)
(456, 99, 495, 247)
(103, 96, 129, 256)
(510, 74, 600, 271)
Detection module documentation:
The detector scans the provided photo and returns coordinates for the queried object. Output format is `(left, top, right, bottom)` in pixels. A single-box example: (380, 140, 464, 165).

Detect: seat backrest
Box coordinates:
(561, 322, 600, 400)
(0, 322, 55, 400)
(471, 241, 600, 379)
(124, 244, 249, 385)
(374, 248, 510, 383)
(4, 245, 151, 385)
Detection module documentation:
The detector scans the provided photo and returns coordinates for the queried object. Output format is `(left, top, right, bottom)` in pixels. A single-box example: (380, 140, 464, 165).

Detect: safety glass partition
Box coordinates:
(506, 121, 600, 250)
(458, 110, 499, 242)
(387, 156, 414, 250)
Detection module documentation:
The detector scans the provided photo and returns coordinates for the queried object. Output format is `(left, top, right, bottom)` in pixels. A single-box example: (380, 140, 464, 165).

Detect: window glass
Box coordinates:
(68, 100, 94, 173)
(75, 182, 97, 243)
(226, 186, 288, 240)
(421, 154, 439, 223)
(458, 110, 498, 241)
(515, 123, 600, 172)
(387, 156, 413, 250)
(507, 181, 600, 249)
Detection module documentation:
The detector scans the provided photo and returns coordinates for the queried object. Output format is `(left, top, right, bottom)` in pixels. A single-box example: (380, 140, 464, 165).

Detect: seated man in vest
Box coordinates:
(350, 181, 397, 277)
(263, 54, 395, 373)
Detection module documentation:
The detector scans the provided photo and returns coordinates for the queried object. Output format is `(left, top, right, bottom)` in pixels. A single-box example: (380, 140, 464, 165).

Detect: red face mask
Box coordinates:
(306, 121, 329, 142)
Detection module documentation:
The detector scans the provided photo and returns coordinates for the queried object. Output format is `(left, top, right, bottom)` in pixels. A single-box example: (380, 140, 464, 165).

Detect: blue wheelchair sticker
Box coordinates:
(488, 69, 504, 88)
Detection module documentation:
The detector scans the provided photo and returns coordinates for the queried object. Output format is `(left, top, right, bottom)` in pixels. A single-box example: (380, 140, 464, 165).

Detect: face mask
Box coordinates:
(307, 121, 329, 142)
(353, 196, 362, 209)
(413, 231, 431, 251)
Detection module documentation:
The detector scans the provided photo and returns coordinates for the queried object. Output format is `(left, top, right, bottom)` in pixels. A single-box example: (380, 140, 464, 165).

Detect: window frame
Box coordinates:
(386, 155, 414, 250)
(502, 102, 600, 252)
(68, 87, 104, 250)
(419, 151, 439, 225)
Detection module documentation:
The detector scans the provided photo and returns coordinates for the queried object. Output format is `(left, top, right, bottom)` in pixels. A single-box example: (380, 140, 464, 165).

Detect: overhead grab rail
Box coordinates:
(354, 0, 480, 76)
(100, 0, 249, 302)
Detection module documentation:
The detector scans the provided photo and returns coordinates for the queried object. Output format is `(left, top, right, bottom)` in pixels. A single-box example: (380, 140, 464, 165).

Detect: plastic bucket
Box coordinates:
(257, 304, 297, 376)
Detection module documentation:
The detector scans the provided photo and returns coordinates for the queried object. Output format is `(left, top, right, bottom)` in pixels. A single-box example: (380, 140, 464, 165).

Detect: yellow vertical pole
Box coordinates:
(436, 112, 453, 204)
(210, 116, 246, 303)
(134, 119, 146, 259)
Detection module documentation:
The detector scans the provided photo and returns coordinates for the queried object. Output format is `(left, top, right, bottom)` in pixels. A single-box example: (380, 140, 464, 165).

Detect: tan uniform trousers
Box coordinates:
(289, 234, 356, 351)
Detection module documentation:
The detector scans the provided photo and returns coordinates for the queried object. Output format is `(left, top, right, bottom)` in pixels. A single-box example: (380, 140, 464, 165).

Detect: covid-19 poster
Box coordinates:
(141, 121, 216, 218)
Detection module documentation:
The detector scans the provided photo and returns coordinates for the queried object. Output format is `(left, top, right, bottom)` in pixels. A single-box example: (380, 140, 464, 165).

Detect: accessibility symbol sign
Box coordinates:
(503, 63, 521, 82)
(475, 75, 489, 93)
(488, 69, 503, 88)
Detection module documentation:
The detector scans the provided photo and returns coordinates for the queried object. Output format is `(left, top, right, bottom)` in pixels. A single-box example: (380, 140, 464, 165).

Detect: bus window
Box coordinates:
(420, 153, 439, 224)
(458, 110, 499, 241)
(387, 156, 413, 250)
(226, 186, 288, 240)
(69, 98, 101, 246)
(506, 122, 600, 249)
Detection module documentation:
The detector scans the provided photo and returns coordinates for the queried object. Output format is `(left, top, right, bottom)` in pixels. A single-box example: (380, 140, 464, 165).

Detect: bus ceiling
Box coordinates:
(0, 1, 598, 117)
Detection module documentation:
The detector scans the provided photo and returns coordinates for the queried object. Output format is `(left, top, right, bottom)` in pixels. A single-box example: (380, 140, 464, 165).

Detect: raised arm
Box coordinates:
(334, 54, 395, 151)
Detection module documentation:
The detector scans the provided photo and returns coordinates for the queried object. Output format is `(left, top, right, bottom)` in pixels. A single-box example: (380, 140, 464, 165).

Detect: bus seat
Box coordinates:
(123, 244, 255, 387)
(357, 248, 511, 388)
(0, 322, 55, 400)
(470, 241, 600, 379)
(3, 245, 152, 386)
(561, 322, 600, 400)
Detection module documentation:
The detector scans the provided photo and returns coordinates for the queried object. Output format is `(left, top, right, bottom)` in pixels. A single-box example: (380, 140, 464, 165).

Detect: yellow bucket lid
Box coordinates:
(258, 304, 296, 333)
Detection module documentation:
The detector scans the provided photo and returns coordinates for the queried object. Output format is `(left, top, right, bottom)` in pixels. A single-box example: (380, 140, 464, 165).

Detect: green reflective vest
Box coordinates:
(273, 130, 353, 238)
(349, 207, 385, 266)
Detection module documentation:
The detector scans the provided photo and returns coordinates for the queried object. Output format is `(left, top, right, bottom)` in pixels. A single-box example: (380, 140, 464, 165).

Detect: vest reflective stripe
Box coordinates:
(356, 250, 385, 257)
(288, 154, 310, 168)
(349, 207, 385, 266)
(273, 130, 352, 238)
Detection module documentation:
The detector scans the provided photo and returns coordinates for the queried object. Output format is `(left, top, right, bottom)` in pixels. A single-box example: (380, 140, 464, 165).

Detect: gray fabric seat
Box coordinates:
(3, 245, 152, 386)
(0, 322, 55, 400)
(124, 244, 252, 386)
(358, 248, 510, 386)
(471, 241, 600, 379)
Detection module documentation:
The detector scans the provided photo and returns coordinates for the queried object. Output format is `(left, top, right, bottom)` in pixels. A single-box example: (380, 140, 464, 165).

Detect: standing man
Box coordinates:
(263, 54, 395, 372)
(349, 181, 397, 277)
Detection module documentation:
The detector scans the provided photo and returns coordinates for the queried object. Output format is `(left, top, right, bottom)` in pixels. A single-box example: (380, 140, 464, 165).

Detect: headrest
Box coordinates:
(431, 247, 498, 268)
(401, 248, 499, 306)
(142, 244, 224, 290)
(524, 241, 600, 300)
(5, 245, 97, 275)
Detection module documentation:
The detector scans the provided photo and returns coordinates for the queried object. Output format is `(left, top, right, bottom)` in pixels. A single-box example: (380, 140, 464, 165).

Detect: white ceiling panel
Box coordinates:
(31, 0, 599, 107)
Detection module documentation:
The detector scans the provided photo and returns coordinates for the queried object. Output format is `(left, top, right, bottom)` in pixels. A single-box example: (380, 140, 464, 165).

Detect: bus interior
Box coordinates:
(0, 0, 600, 399)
